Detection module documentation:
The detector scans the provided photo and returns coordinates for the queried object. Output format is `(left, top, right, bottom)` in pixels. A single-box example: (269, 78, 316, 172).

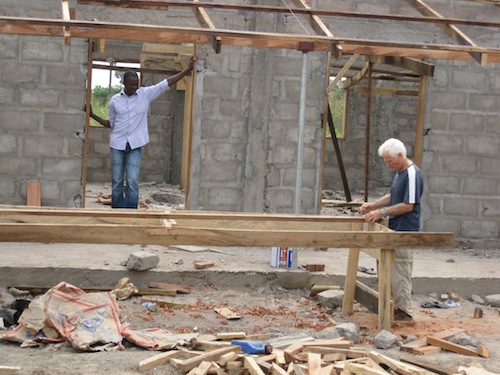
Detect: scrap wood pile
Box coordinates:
(138, 333, 491, 374)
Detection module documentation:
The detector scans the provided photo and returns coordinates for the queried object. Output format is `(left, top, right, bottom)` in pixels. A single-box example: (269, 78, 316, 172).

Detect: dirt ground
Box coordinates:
(1, 182, 499, 374)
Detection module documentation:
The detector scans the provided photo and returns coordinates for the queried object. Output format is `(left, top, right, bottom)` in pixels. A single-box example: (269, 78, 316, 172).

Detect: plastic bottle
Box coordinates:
(231, 340, 273, 354)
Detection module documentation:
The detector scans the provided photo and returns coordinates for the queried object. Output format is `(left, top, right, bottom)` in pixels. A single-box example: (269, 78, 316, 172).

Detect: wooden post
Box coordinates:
(414, 75, 428, 167)
(26, 181, 41, 206)
(378, 248, 394, 331)
(342, 222, 362, 315)
(363, 63, 373, 202)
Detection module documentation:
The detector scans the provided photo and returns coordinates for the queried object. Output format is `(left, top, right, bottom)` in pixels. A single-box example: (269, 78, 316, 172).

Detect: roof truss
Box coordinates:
(0, 0, 498, 64)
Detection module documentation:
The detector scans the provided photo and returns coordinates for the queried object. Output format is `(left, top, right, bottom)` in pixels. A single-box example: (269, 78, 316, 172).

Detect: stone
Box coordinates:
(334, 322, 359, 344)
(317, 289, 344, 309)
(485, 294, 500, 307)
(125, 251, 160, 271)
(374, 329, 397, 350)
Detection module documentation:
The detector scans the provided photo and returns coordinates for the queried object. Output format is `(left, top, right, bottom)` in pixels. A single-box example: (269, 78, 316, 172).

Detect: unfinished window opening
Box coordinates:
(327, 77, 347, 139)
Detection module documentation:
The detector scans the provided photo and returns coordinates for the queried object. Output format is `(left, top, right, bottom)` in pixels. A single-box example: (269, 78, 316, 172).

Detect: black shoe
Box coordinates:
(394, 308, 413, 321)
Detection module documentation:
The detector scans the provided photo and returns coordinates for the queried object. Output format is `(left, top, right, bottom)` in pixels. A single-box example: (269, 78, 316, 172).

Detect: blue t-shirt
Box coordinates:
(389, 163, 423, 232)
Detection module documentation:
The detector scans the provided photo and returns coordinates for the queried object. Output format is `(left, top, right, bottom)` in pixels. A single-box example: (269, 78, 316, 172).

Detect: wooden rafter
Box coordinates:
(61, 0, 71, 46)
(327, 54, 360, 92)
(340, 62, 370, 89)
(405, 0, 484, 64)
(366, 56, 434, 77)
(191, 0, 221, 54)
(76, 0, 500, 29)
(1, 16, 499, 63)
(288, 0, 343, 58)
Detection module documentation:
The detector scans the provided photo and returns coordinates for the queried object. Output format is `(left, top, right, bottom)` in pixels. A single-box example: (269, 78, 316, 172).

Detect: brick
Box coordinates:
(0, 134, 18, 153)
(462, 220, 497, 238)
(126, 251, 160, 271)
(468, 93, 500, 113)
(466, 136, 500, 156)
(1, 62, 41, 83)
(463, 177, 498, 196)
(21, 40, 63, 62)
(449, 113, 485, 133)
(42, 158, 82, 177)
(20, 89, 59, 108)
(443, 197, 478, 216)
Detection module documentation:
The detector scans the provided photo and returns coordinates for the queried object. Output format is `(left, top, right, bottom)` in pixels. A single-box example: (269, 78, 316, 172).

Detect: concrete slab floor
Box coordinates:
(0, 242, 498, 298)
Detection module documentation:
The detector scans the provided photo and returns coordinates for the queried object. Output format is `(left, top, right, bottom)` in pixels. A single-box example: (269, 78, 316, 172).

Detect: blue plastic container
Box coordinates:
(231, 340, 273, 354)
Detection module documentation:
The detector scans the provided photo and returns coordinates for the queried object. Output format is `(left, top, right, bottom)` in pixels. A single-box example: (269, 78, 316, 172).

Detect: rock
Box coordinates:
(401, 334, 418, 344)
(374, 329, 398, 349)
(125, 251, 160, 271)
(0, 292, 16, 307)
(470, 294, 485, 305)
(8, 287, 30, 298)
(317, 289, 344, 309)
(449, 332, 479, 348)
(484, 294, 500, 307)
(314, 327, 342, 340)
(334, 322, 359, 344)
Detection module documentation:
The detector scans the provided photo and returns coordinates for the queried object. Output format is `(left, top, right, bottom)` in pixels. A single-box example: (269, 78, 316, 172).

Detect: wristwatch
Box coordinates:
(380, 208, 387, 218)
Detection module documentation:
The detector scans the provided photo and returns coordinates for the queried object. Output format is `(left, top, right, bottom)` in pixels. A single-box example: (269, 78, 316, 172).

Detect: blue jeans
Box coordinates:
(110, 144, 142, 208)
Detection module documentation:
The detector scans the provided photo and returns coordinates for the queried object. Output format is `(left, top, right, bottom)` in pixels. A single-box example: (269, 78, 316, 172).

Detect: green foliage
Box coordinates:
(327, 83, 345, 139)
(90, 85, 121, 127)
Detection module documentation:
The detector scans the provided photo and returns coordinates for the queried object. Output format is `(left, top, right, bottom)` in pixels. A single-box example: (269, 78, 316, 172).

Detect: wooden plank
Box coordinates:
(270, 363, 288, 375)
(369, 351, 433, 375)
(214, 307, 241, 320)
(171, 346, 241, 373)
(399, 353, 456, 375)
(414, 75, 428, 167)
(400, 337, 428, 353)
(216, 332, 246, 340)
(426, 336, 481, 357)
(1, 15, 500, 62)
(0, 366, 21, 375)
(378, 248, 394, 331)
(344, 362, 388, 375)
(342, 224, 361, 315)
(195, 261, 215, 269)
(26, 181, 41, 207)
(140, 296, 185, 309)
(187, 361, 212, 375)
(307, 353, 322, 375)
(355, 86, 419, 96)
(243, 356, 266, 375)
(317, 364, 335, 375)
(0, 223, 455, 250)
(138, 350, 181, 372)
(148, 282, 191, 294)
(412, 345, 442, 355)
(7, 284, 176, 296)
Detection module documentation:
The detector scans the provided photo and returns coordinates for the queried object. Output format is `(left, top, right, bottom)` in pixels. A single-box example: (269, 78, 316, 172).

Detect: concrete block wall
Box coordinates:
(0, 34, 88, 206)
(188, 45, 327, 213)
(424, 60, 500, 247)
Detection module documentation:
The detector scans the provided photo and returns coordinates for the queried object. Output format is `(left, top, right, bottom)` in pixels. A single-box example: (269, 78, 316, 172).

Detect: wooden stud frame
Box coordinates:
(0, 206, 454, 331)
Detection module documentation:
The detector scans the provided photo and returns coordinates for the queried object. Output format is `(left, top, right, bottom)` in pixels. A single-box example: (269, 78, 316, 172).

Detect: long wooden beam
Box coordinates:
(1, 16, 500, 62)
(76, 0, 500, 29)
(0, 207, 454, 249)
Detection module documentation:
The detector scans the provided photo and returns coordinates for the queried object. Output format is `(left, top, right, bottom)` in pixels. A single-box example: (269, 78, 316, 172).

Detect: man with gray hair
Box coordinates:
(360, 138, 423, 321)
